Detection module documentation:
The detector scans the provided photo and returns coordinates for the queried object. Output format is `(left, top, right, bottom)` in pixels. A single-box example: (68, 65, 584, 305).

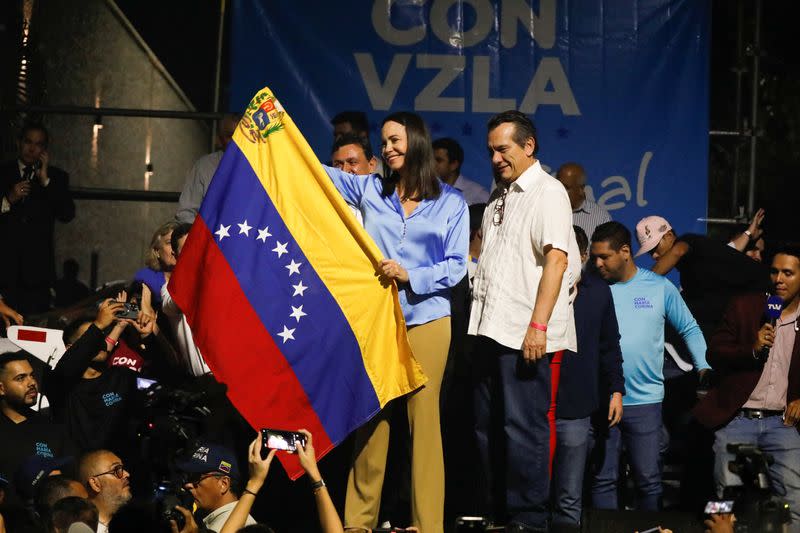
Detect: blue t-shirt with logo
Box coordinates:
(610, 268, 710, 406)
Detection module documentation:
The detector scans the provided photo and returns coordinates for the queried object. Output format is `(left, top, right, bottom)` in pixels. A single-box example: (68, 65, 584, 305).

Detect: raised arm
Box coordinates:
(651, 240, 689, 276)
(219, 437, 277, 533)
(296, 429, 344, 533)
(322, 165, 371, 207)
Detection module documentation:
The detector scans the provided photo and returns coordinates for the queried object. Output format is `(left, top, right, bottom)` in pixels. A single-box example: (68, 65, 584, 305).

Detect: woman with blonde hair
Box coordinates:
(134, 220, 179, 307)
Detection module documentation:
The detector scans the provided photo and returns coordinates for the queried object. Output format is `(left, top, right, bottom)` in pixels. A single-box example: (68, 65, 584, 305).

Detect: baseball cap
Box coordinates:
(175, 442, 240, 479)
(635, 216, 673, 258)
(14, 455, 73, 499)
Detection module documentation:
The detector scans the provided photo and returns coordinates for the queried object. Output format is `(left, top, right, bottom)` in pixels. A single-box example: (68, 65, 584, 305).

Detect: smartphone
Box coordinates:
(136, 377, 157, 390)
(116, 302, 140, 320)
(455, 516, 489, 531)
(704, 500, 734, 514)
(261, 428, 307, 454)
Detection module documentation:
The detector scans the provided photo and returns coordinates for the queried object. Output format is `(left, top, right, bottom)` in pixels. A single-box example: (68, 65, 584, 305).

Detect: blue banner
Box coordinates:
(230, 0, 709, 244)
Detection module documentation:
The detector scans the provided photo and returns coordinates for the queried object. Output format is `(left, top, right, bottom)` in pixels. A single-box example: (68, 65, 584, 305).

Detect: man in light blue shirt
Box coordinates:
(590, 221, 709, 511)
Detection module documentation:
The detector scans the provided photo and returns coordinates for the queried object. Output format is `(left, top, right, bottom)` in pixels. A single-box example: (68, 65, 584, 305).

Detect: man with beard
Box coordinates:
(78, 450, 131, 533)
(0, 352, 69, 497)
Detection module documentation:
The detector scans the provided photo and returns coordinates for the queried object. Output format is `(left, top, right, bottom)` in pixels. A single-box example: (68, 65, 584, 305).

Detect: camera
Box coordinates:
(723, 443, 790, 532)
(94, 299, 140, 320)
(153, 480, 194, 529)
(261, 428, 307, 454)
(116, 302, 140, 320)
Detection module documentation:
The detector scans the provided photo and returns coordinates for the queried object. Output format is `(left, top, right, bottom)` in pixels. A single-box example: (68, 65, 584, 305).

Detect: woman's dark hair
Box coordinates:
(380, 112, 440, 201)
(171, 223, 193, 254)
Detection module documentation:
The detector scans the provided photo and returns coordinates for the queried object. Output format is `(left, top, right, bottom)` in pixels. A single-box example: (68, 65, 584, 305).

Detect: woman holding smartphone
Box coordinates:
(324, 112, 468, 533)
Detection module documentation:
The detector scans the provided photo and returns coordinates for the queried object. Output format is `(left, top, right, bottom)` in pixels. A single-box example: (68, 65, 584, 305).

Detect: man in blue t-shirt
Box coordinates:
(589, 221, 710, 511)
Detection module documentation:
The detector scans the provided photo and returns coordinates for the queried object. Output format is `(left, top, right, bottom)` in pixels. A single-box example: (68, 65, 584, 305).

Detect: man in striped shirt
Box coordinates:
(557, 163, 611, 240)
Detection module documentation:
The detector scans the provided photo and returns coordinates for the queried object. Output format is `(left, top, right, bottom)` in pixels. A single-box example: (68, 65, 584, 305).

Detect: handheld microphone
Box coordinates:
(760, 295, 784, 359)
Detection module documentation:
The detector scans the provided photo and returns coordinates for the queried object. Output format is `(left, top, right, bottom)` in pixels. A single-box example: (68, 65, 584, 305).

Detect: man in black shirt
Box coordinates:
(46, 297, 153, 457)
(0, 352, 68, 498)
(634, 215, 770, 339)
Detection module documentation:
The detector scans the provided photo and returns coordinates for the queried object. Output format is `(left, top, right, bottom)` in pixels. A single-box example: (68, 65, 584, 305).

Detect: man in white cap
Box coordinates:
(634, 215, 770, 339)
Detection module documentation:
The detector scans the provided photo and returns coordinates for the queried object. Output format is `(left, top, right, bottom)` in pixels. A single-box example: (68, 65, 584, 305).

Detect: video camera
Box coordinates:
(723, 443, 790, 532)
(136, 381, 216, 521)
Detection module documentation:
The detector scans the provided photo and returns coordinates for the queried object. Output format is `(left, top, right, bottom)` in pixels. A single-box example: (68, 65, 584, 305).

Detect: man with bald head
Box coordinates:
(556, 162, 611, 240)
(78, 450, 131, 533)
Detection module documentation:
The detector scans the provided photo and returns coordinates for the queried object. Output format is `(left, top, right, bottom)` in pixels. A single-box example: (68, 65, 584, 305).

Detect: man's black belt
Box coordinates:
(739, 408, 784, 419)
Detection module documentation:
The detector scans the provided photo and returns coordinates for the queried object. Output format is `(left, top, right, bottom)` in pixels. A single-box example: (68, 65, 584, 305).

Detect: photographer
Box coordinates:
(45, 292, 156, 455)
(693, 246, 800, 526)
(220, 429, 344, 533)
(176, 442, 256, 531)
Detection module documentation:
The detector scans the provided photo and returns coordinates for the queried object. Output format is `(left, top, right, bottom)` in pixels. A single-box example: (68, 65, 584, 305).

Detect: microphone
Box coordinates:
(760, 295, 784, 359)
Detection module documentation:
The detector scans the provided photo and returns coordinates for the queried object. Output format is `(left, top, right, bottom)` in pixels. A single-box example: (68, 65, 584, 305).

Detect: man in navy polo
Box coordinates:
(551, 226, 625, 527)
(177, 442, 256, 532)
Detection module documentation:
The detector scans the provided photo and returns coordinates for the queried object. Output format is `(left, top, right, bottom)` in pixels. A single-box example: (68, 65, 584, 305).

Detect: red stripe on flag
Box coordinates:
(17, 330, 47, 342)
(170, 219, 332, 479)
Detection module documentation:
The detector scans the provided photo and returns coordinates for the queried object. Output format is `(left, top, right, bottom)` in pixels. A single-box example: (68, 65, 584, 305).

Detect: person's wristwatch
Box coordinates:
(744, 229, 753, 239)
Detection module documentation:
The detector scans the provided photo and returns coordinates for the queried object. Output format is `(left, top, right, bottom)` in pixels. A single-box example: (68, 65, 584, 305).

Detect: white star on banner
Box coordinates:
(215, 224, 231, 241)
(272, 241, 288, 258)
(238, 220, 252, 236)
(286, 260, 302, 276)
(290, 305, 307, 322)
(256, 226, 272, 242)
(277, 325, 296, 343)
(292, 281, 307, 296)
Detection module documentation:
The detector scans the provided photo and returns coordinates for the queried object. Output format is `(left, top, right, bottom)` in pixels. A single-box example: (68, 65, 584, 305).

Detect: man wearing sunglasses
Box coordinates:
(177, 442, 255, 532)
(78, 450, 131, 533)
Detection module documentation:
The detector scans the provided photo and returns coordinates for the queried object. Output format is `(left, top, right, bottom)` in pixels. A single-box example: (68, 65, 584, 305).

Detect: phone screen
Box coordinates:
(261, 429, 297, 452)
(136, 377, 157, 390)
(704, 500, 734, 514)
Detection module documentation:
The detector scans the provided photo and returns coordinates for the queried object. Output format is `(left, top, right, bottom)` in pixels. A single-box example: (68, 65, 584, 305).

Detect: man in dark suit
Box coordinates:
(0, 122, 75, 314)
(693, 245, 800, 527)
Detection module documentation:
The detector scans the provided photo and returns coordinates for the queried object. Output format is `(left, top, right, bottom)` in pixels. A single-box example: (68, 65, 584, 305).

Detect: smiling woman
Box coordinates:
(323, 111, 468, 533)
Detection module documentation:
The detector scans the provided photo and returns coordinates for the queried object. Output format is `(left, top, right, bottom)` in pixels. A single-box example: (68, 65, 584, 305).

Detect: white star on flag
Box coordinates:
(292, 281, 307, 296)
(256, 226, 272, 242)
(215, 224, 231, 241)
(286, 260, 302, 276)
(277, 325, 296, 343)
(289, 305, 307, 322)
(238, 220, 252, 236)
(272, 241, 289, 258)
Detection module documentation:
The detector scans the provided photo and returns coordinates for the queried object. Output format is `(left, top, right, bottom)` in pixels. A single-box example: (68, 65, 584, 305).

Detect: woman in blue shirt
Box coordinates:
(325, 112, 468, 533)
(134, 220, 178, 309)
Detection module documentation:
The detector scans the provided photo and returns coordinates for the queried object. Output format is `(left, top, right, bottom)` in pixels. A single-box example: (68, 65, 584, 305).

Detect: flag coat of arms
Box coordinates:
(168, 87, 426, 478)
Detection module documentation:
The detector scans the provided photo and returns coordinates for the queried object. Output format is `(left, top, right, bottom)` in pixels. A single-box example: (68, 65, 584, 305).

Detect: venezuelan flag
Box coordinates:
(168, 87, 426, 478)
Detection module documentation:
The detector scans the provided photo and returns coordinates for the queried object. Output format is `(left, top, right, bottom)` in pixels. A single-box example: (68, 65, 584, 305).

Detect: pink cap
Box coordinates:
(634, 216, 672, 257)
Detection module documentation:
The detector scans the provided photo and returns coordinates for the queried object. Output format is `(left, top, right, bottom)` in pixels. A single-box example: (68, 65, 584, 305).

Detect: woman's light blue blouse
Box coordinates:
(324, 165, 469, 326)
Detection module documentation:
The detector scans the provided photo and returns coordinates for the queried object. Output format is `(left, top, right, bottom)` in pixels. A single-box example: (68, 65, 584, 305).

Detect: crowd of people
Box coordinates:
(0, 109, 795, 533)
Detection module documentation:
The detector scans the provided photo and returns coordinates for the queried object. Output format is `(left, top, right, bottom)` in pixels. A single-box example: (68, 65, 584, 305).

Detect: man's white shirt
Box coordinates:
(468, 160, 577, 352)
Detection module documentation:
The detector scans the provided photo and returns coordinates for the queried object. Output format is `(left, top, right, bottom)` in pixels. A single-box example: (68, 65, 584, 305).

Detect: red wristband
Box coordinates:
(529, 321, 547, 332)
(105, 336, 119, 348)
